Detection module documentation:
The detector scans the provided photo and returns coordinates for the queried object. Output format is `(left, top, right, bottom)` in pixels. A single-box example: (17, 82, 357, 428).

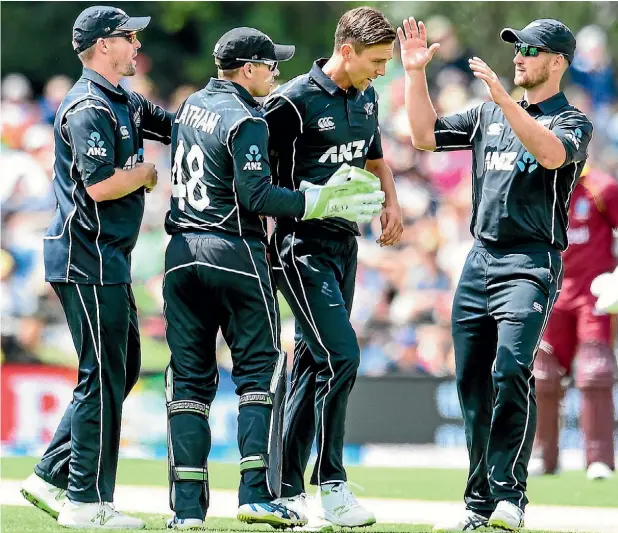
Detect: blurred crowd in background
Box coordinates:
(2, 17, 618, 378)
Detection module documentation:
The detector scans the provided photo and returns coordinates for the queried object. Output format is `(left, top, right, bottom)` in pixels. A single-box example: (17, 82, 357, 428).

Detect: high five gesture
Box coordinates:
(397, 16, 439, 151)
(397, 17, 440, 72)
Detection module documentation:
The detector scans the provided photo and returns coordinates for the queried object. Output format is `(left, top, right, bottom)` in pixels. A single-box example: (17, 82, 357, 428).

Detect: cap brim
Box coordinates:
(117, 16, 151, 33)
(500, 27, 545, 47)
(273, 43, 295, 62)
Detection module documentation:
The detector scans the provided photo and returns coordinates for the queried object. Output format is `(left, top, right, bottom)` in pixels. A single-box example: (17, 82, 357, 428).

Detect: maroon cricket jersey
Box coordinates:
(560, 168, 618, 302)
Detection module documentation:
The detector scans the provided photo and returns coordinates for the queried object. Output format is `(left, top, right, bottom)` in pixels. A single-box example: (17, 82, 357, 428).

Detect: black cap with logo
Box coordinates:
(72, 5, 150, 54)
(500, 19, 576, 63)
(213, 27, 295, 69)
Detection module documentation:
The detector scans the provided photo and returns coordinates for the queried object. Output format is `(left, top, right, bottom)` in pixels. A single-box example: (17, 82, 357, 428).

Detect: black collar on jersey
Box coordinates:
(206, 77, 260, 108)
(310, 58, 358, 98)
(518, 91, 569, 114)
(82, 68, 129, 102)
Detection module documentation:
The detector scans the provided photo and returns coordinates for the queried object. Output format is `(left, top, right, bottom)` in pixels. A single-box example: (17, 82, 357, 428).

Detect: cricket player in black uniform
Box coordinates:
(263, 8, 403, 528)
(163, 27, 385, 530)
(20, 6, 172, 530)
(399, 17, 593, 531)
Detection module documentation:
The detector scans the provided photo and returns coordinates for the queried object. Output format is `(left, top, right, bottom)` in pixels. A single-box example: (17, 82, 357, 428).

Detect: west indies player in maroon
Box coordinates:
(533, 166, 618, 478)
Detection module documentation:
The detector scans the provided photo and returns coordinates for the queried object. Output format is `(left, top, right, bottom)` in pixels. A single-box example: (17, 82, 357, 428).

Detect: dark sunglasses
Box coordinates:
(236, 58, 278, 72)
(107, 31, 139, 44)
(515, 42, 555, 57)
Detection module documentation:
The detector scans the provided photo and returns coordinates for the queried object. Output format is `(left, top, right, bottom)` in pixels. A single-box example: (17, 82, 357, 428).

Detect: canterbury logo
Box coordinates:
(317, 117, 335, 131)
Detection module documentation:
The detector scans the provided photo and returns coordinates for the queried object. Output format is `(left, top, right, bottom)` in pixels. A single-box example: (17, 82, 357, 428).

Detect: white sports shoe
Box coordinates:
(587, 462, 614, 480)
(527, 457, 545, 476)
(237, 501, 307, 528)
(21, 473, 67, 519)
(527, 456, 560, 476)
(319, 482, 375, 527)
(57, 500, 145, 529)
(488, 501, 524, 530)
(166, 516, 205, 529)
(433, 509, 488, 531)
(275, 493, 333, 532)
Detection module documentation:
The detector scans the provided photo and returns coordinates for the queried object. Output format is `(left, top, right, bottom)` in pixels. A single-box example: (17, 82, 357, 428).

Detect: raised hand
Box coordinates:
(468, 57, 510, 106)
(397, 17, 440, 73)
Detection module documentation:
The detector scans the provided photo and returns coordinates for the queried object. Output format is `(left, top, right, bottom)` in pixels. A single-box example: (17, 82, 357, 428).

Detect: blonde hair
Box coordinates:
(78, 44, 96, 64)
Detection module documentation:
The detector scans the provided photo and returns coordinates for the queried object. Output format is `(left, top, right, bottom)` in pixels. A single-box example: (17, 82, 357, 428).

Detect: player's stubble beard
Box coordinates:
(111, 57, 136, 77)
(515, 60, 551, 90)
(124, 62, 137, 76)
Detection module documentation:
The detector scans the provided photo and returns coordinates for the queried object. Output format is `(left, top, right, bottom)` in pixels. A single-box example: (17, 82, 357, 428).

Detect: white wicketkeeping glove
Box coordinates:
(300, 165, 385, 223)
(590, 266, 618, 314)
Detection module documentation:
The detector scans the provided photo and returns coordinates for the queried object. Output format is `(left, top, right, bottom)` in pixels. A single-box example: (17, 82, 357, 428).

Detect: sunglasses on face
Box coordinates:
(236, 58, 278, 72)
(107, 31, 138, 44)
(514, 42, 554, 57)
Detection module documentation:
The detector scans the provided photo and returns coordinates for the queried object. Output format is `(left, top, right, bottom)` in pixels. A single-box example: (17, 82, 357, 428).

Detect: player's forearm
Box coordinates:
(87, 167, 148, 202)
(405, 70, 438, 151)
(365, 159, 398, 207)
(136, 94, 173, 144)
(500, 98, 566, 170)
(236, 175, 305, 218)
(142, 108, 174, 145)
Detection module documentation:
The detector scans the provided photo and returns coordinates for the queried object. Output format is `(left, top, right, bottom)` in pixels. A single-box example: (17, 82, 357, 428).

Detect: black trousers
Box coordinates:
(164, 232, 281, 519)
(452, 241, 563, 514)
(35, 283, 141, 503)
(270, 230, 359, 496)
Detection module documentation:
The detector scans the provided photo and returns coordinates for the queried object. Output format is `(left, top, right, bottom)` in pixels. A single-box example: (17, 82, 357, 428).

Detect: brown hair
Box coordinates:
(334, 7, 396, 52)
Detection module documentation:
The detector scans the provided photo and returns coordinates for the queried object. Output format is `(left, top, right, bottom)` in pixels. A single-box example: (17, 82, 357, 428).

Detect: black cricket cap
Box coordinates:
(500, 19, 576, 63)
(72, 5, 150, 54)
(213, 27, 295, 69)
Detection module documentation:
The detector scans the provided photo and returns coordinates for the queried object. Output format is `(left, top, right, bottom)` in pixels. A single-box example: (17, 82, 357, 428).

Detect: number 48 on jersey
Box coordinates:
(171, 140, 210, 212)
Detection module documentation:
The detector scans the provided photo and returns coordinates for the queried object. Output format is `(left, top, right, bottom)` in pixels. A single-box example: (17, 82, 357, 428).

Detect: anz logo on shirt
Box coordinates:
(243, 145, 262, 171)
(319, 140, 367, 164)
(484, 150, 538, 173)
(86, 132, 107, 157)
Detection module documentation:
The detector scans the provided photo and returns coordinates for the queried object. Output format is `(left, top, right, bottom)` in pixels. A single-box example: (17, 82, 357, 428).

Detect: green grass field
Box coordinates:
(2, 457, 617, 533)
(3, 457, 618, 507)
(0, 507, 594, 533)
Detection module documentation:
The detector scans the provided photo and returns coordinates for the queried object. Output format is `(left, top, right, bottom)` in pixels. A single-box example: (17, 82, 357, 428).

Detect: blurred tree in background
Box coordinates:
(2, 1, 617, 98)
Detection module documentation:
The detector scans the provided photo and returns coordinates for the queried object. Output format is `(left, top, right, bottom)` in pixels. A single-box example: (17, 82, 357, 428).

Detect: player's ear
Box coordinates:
(97, 38, 109, 54)
(242, 63, 253, 79)
(553, 54, 566, 73)
(340, 43, 355, 62)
